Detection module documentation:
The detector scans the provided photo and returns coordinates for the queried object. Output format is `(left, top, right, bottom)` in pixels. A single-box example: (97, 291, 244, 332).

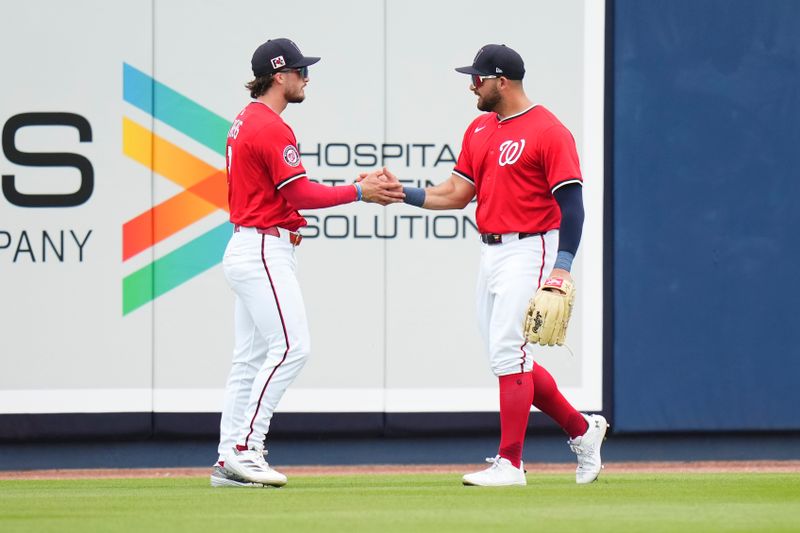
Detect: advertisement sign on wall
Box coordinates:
(0, 0, 604, 417)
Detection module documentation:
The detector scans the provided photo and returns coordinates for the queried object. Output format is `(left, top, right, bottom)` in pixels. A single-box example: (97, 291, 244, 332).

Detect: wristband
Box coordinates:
(402, 186, 425, 207)
(554, 250, 575, 272)
(354, 182, 363, 201)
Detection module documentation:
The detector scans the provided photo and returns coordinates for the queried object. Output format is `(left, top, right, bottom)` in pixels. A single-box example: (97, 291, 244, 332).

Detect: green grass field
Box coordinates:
(2, 473, 799, 533)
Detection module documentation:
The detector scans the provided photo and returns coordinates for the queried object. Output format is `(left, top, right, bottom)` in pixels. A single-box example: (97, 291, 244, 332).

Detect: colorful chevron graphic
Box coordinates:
(121, 63, 231, 315)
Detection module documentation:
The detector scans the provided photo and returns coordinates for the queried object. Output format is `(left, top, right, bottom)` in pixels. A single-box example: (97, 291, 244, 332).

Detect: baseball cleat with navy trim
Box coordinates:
(210, 464, 266, 488)
(222, 447, 287, 487)
(462, 455, 527, 486)
(569, 413, 609, 484)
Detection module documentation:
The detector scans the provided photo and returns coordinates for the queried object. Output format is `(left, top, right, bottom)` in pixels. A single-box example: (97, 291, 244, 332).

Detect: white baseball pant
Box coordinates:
(217, 226, 310, 459)
(476, 230, 558, 376)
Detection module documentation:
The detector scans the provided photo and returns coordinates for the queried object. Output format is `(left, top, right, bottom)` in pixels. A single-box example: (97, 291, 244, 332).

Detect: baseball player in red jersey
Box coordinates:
(211, 38, 403, 488)
(385, 44, 608, 486)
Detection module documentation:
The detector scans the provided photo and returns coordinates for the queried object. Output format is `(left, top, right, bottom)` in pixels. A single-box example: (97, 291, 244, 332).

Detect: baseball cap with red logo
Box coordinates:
(455, 44, 525, 80)
(251, 38, 321, 77)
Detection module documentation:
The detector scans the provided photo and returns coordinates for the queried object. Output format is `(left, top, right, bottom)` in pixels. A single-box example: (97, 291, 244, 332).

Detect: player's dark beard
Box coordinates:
(477, 87, 501, 112)
(285, 85, 305, 103)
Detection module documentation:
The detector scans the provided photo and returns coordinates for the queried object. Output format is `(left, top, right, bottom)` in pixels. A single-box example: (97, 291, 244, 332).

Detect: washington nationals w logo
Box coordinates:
(498, 139, 526, 166)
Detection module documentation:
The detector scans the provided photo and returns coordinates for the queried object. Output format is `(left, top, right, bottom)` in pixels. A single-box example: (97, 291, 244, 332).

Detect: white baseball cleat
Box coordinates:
(462, 455, 527, 487)
(210, 464, 266, 488)
(569, 413, 609, 484)
(222, 447, 288, 487)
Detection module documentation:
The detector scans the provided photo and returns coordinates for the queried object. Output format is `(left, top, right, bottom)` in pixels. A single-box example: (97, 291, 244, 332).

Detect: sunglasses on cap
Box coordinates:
(471, 74, 499, 88)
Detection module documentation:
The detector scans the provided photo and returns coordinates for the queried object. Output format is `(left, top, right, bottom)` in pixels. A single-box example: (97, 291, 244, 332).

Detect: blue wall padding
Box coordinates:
(613, 0, 800, 431)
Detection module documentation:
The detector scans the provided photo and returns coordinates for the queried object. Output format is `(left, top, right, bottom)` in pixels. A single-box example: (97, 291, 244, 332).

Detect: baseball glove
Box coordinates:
(523, 276, 576, 346)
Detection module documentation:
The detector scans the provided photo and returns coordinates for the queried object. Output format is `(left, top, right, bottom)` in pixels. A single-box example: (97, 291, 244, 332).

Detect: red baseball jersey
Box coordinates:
(453, 105, 582, 234)
(226, 102, 308, 231)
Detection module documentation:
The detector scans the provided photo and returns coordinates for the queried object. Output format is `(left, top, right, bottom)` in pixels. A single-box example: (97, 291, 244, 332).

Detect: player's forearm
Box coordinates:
(552, 183, 585, 271)
(416, 187, 469, 209)
(279, 177, 358, 209)
(403, 176, 474, 210)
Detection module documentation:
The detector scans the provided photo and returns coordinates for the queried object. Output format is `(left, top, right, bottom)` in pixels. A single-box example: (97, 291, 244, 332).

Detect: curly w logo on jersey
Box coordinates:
(121, 63, 231, 316)
(498, 139, 526, 166)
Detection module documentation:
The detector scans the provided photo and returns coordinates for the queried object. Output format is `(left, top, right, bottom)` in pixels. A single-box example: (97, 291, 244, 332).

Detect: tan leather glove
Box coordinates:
(524, 276, 576, 346)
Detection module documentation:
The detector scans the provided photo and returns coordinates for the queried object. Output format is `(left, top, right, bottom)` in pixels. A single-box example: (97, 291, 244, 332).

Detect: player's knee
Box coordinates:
(231, 360, 260, 372)
(288, 336, 311, 362)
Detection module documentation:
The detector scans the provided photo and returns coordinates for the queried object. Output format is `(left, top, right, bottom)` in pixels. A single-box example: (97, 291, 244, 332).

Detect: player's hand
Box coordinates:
(546, 268, 572, 287)
(356, 169, 385, 183)
(381, 166, 401, 184)
(359, 171, 404, 205)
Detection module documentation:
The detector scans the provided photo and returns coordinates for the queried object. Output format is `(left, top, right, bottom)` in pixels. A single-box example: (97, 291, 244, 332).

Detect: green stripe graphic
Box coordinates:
(123, 222, 232, 315)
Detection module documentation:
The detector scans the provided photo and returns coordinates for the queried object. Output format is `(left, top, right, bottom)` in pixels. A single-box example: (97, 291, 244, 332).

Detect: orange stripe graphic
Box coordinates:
(122, 118, 228, 260)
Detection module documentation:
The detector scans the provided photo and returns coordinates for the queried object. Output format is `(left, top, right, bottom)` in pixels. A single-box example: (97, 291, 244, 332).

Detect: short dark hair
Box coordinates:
(246, 75, 274, 98)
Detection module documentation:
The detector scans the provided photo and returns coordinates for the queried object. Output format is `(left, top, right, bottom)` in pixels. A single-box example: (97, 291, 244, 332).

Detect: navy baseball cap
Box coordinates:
(251, 38, 320, 77)
(455, 44, 525, 80)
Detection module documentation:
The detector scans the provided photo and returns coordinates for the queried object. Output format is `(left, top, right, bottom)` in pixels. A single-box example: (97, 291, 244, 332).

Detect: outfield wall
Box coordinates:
(0, 0, 605, 438)
(3, 0, 799, 440)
